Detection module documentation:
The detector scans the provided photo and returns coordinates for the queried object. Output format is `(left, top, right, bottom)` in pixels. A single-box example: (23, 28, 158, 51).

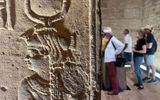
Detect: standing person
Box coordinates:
(143, 25, 157, 83)
(123, 29, 134, 70)
(101, 30, 112, 90)
(103, 27, 124, 95)
(133, 30, 146, 90)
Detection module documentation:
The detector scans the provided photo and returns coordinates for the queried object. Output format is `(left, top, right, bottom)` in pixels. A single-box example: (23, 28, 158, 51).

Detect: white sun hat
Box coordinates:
(103, 27, 112, 34)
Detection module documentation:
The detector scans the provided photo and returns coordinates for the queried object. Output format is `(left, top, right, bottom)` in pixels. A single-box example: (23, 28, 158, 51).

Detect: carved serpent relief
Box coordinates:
(19, 0, 89, 100)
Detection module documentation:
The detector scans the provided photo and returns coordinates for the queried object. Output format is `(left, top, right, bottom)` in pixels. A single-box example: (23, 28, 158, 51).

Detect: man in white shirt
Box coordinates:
(123, 29, 133, 69)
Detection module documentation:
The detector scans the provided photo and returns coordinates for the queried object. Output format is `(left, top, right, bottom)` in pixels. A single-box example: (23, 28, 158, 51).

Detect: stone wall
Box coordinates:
(142, 0, 160, 70)
(101, 0, 143, 42)
(0, 0, 101, 100)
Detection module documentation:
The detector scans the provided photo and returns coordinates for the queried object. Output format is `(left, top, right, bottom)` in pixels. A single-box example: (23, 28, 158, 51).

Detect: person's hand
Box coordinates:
(133, 48, 136, 52)
(131, 66, 135, 72)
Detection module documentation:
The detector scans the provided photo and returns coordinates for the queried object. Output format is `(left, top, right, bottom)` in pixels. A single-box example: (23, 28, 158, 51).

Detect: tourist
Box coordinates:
(103, 27, 124, 95)
(143, 25, 157, 83)
(133, 30, 146, 90)
(123, 29, 134, 70)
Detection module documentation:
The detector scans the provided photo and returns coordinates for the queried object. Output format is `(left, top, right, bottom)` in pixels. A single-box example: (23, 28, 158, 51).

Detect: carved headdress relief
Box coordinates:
(19, 0, 89, 100)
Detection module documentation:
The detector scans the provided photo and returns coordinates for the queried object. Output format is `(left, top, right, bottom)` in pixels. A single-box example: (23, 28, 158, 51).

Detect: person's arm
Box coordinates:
(147, 35, 154, 49)
(147, 43, 153, 49)
(123, 43, 128, 51)
(123, 36, 130, 51)
(113, 37, 125, 55)
(133, 45, 146, 54)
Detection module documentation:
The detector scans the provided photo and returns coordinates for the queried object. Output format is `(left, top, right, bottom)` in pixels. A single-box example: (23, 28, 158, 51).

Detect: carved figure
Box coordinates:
(19, 0, 89, 100)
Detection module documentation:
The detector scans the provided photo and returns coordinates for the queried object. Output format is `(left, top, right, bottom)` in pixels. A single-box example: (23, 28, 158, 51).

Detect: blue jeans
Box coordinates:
(134, 56, 144, 86)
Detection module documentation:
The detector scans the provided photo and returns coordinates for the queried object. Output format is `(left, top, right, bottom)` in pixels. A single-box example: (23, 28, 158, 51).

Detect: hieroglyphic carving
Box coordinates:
(0, 0, 15, 30)
(19, 0, 89, 99)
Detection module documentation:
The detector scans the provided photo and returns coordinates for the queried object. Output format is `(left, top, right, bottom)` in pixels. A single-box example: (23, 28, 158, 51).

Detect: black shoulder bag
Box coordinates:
(111, 41, 125, 67)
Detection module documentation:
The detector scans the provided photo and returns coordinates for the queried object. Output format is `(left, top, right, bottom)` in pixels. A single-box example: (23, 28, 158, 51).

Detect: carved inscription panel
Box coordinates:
(18, 0, 93, 100)
(0, 0, 99, 99)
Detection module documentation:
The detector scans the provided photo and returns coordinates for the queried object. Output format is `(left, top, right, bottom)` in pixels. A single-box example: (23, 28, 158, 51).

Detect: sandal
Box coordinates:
(143, 77, 150, 81)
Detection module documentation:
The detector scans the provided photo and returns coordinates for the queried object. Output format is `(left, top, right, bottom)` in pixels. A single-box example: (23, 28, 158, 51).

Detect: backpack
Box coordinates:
(154, 39, 157, 53)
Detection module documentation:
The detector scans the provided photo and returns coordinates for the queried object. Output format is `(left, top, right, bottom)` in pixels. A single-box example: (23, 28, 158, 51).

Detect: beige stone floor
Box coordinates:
(101, 68, 160, 100)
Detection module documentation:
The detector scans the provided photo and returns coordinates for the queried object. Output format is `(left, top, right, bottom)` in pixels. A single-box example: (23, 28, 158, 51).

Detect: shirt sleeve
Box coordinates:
(124, 36, 129, 44)
(142, 39, 146, 46)
(112, 37, 125, 55)
(147, 35, 154, 43)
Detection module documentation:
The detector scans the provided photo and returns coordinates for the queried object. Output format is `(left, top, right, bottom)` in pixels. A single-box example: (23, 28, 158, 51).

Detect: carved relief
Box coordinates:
(0, 0, 15, 30)
(19, 0, 89, 99)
